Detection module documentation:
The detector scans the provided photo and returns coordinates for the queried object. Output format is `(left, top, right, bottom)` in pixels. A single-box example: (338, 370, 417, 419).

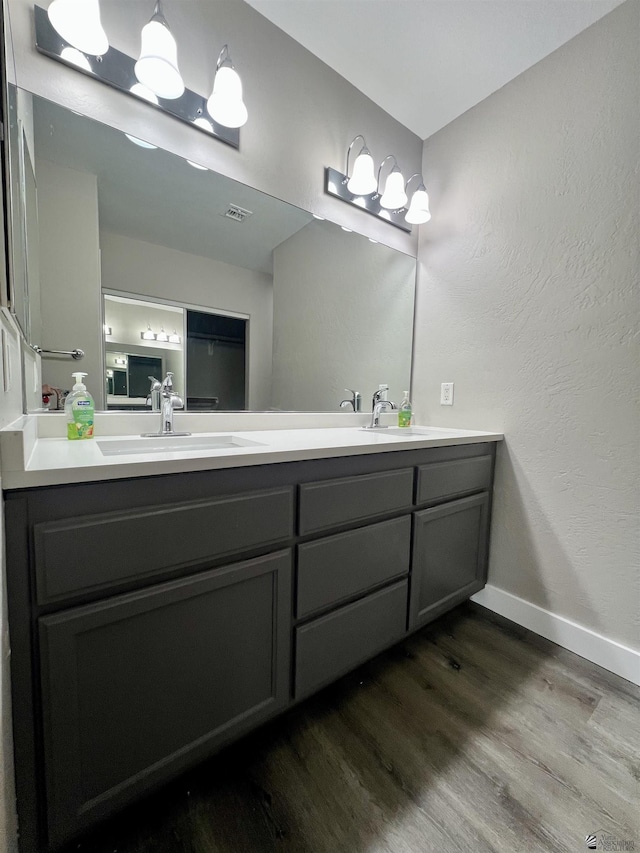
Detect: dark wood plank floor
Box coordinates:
(64, 604, 639, 853)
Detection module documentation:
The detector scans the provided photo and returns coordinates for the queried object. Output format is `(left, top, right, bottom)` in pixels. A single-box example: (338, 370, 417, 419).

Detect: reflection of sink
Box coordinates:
(363, 427, 441, 438)
(97, 435, 266, 457)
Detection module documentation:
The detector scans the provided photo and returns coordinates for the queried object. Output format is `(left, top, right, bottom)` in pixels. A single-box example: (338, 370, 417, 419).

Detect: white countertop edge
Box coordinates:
(1, 425, 503, 490)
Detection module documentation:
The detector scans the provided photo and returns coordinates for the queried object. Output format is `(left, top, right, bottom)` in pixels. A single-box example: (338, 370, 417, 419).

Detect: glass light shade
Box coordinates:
(135, 18, 184, 100)
(156, 328, 168, 342)
(193, 117, 214, 133)
(169, 330, 181, 344)
(48, 0, 109, 55)
(130, 82, 159, 105)
(141, 325, 156, 340)
(60, 47, 92, 71)
(380, 170, 407, 209)
(103, 324, 112, 335)
(207, 66, 248, 129)
(347, 150, 377, 195)
(405, 188, 431, 224)
(187, 160, 208, 170)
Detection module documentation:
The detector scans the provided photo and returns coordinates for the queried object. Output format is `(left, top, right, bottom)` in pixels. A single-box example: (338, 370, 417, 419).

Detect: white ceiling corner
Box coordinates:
(244, 0, 626, 140)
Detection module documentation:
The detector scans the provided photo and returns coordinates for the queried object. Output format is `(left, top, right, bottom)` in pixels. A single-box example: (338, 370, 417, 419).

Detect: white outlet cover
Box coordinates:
(440, 382, 454, 405)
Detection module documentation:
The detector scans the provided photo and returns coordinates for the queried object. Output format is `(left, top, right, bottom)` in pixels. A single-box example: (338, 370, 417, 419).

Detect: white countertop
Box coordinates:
(0, 413, 503, 489)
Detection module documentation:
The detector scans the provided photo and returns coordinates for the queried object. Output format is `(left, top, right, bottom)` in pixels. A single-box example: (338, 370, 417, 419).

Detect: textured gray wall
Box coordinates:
(413, 1, 639, 650)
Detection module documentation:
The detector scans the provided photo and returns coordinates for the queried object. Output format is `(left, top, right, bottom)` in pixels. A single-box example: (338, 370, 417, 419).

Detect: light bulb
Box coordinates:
(405, 188, 431, 224)
(48, 0, 109, 55)
(135, 6, 184, 100)
(207, 64, 248, 129)
(169, 330, 181, 344)
(60, 47, 92, 72)
(141, 325, 156, 340)
(380, 169, 407, 209)
(193, 117, 214, 133)
(156, 328, 168, 342)
(347, 148, 377, 195)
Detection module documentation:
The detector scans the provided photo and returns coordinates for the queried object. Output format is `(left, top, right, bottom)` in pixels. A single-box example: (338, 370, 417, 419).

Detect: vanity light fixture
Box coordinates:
(47, 0, 108, 56)
(135, 0, 185, 100)
(168, 330, 181, 344)
(404, 174, 431, 224)
(207, 45, 248, 129)
(324, 139, 431, 233)
(36, 4, 241, 148)
(141, 324, 156, 341)
(345, 135, 377, 196)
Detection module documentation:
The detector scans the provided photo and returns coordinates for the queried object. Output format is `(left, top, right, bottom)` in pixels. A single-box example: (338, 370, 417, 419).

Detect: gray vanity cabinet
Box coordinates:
(409, 493, 490, 630)
(4, 441, 496, 852)
(39, 550, 292, 848)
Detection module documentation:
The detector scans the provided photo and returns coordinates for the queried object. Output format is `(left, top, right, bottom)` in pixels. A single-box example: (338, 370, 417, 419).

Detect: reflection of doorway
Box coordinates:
(186, 310, 247, 410)
(128, 355, 163, 398)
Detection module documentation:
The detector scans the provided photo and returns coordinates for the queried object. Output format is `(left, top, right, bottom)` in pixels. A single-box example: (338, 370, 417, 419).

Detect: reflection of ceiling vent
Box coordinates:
(222, 204, 253, 223)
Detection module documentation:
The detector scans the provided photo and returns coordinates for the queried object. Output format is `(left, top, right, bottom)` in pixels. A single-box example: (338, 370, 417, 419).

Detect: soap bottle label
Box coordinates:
(67, 399, 94, 440)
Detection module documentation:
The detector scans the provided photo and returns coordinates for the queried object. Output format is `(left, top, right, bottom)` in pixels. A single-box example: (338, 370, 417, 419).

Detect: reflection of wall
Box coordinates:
(272, 221, 415, 411)
(36, 157, 103, 404)
(100, 232, 272, 410)
(414, 3, 640, 657)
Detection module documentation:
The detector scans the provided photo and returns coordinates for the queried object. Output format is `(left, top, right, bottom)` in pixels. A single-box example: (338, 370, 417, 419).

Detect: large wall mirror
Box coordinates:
(7, 85, 417, 413)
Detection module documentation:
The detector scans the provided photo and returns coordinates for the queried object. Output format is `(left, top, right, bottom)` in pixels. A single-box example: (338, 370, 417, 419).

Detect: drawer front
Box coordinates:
(34, 487, 294, 604)
(297, 515, 411, 619)
(299, 468, 414, 536)
(294, 579, 408, 699)
(416, 454, 492, 505)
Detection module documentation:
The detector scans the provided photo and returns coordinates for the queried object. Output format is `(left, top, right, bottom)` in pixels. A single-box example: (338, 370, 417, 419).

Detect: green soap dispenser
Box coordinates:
(398, 391, 412, 428)
(65, 372, 95, 440)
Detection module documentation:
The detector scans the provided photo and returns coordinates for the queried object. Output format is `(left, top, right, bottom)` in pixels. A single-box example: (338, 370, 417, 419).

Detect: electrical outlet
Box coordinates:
(440, 382, 454, 406)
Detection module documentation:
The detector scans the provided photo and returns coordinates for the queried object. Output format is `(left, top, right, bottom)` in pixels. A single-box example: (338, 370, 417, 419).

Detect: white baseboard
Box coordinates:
(471, 585, 640, 687)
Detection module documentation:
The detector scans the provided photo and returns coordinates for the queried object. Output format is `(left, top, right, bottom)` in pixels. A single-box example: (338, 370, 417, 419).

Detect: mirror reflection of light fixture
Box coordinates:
(207, 45, 248, 129)
(135, 0, 185, 100)
(378, 156, 407, 210)
(345, 135, 377, 196)
(47, 0, 109, 56)
(141, 324, 156, 340)
(103, 324, 112, 335)
(125, 133, 158, 149)
(169, 330, 181, 344)
(156, 328, 169, 342)
(404, 174, 431, 224)
(187, 160, 208, 171)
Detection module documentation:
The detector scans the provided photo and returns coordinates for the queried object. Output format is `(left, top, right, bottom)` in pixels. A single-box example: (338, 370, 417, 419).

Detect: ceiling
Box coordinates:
(244, 0, 625, 140)
(32, 96, 312, 275)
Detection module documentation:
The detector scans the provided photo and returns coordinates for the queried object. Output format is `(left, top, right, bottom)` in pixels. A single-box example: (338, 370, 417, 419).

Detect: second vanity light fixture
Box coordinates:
(36, 0, 248, 149)
(325, 135, 431, 232)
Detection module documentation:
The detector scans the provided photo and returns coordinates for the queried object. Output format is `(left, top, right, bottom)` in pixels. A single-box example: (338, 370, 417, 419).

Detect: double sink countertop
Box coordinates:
(0, 412, 503, 489)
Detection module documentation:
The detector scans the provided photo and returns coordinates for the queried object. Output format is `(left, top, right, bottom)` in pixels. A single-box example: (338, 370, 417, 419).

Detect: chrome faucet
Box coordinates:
(363, 399, 396, 429)
(142, 372, 190, 437)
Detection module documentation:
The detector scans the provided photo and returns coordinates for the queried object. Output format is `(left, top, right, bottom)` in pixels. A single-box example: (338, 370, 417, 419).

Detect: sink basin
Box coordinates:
(97, 435, 266, 457)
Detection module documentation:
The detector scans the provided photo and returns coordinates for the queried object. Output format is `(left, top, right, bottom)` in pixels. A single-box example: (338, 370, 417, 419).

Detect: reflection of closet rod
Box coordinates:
(32, 346, 85, 360)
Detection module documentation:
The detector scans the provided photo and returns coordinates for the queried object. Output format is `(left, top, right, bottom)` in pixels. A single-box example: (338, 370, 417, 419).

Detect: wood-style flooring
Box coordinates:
(63, 604, 639, 853)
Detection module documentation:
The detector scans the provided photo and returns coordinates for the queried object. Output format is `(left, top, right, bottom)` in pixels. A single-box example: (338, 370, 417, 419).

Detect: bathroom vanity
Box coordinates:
(2, 423, 500, 851)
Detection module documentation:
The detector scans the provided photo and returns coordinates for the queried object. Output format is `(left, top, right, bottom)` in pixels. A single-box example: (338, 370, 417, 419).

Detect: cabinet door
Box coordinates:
(409, 493, 489, 631)
(39, 551, 292, 849)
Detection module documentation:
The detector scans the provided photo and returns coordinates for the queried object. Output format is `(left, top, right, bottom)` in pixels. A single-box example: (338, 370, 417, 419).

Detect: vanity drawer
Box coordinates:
(294, 579, 408, 699)
(296, 515, 411, 619)
(416, 454, 492, 505)
(34, 487, 294, 604)
(298, 468, 414, 536)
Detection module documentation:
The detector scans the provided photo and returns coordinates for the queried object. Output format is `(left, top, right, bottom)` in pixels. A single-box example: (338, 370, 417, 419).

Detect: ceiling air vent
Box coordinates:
(222, 204, 253, 223)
